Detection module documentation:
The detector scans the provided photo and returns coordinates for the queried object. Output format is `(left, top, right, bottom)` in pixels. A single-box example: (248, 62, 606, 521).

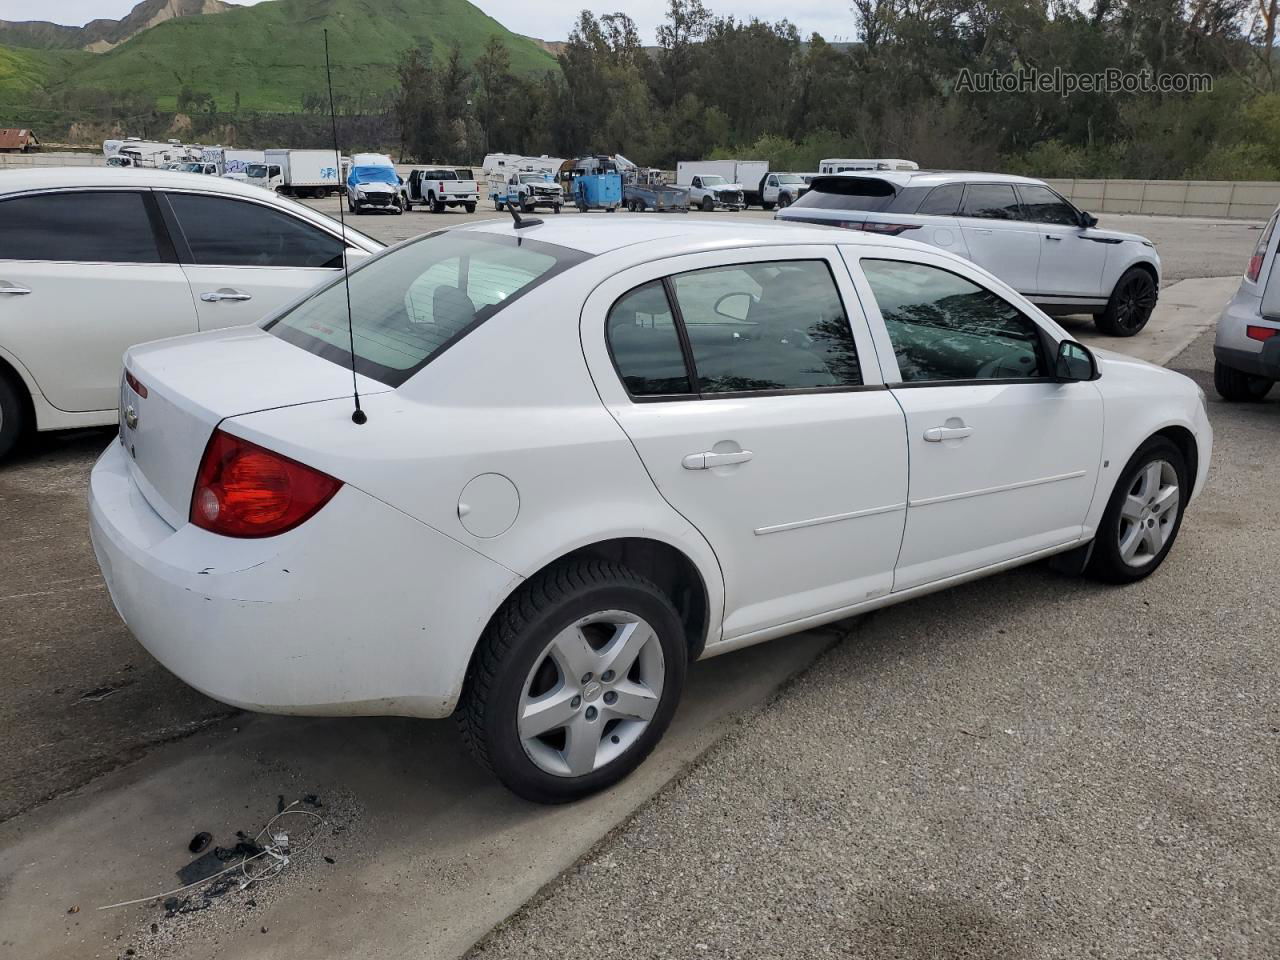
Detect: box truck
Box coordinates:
(263, 149, 343, 197)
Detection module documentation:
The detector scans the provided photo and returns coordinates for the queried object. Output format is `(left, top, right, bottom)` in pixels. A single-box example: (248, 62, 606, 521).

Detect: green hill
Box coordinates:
(1, 0, 556, 113)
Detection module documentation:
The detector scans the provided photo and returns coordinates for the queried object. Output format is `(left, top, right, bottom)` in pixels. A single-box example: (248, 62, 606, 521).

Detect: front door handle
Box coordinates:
(682, 449, 754, 470)
(924, 426, 973, 442)
(200, 288, 253, 303)
(1045, 234, 1062, 241)
(0, 281, 32, 295)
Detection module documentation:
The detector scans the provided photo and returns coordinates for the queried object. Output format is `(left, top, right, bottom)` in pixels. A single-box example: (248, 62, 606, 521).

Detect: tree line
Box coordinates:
(396, 0, 1280, 179)
(12, 0, 1280, 179)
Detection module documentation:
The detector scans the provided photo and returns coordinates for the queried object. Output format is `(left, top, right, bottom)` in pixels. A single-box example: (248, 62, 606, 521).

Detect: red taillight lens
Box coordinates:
(1247, 324, 1279, 342)
(124, 370, 148, 398)
(190, 430, 342, 538)
(1247, 254, 1264, 282)
(858, 221, 922, 236)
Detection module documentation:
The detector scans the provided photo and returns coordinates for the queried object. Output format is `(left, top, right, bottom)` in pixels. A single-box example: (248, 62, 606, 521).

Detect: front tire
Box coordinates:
(457, 560, 688, 804)
(0, 371, 27, 461)
(700, 196, 714, 212)
(1214, 359, 1274, 401)
(1087, 436, 1188, 583)
(1096, 267, 1158, 336)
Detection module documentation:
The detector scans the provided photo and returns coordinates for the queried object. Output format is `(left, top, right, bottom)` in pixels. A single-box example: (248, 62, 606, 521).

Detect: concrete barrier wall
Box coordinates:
(0, 151, 100, 169)
(1045, 177, 1280, 220)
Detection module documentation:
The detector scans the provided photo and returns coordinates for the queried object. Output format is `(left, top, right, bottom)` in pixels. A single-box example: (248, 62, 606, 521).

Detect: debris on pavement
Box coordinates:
(187, 832, 212, 854)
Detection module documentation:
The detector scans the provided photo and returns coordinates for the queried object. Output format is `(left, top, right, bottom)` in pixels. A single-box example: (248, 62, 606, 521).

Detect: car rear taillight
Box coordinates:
(858, 221, 922, 236)
(1247, 253, 1264, 283)
(190, 430, 342, 538)
(1247, 324, 1279, 342)
(124, 370, 148, 398)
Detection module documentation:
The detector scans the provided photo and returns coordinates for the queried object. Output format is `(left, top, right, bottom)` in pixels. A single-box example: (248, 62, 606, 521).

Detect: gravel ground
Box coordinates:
(469, 329, 1279, 959)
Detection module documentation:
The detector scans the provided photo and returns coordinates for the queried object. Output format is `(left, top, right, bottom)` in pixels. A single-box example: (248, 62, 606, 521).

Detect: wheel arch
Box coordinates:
(482, 536, 714, 666)
(1153, 424, 1198, 488)
(0, 348, 38, 434)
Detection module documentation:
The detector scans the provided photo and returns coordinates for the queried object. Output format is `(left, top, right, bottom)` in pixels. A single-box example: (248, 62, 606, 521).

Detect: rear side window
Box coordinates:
(607, 282, 691, 396)
(670, 261, 862, 393)
(164, 193, 345, 268)
(915, 184, 965, 216)
(861, 259, 1046, 382)
(960, 183, 1021, 220)
(789, 176, 899, 213)
(0, 191, 162, 264)
(269, 232, 586, 387)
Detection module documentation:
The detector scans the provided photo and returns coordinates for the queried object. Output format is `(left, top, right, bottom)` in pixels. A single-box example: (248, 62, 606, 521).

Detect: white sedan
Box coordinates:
(0, 168, 381, 459)
(89, 217, 1211, 803)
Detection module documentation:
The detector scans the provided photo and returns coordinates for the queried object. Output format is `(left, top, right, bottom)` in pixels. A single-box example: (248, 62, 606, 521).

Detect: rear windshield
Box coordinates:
(268, 232, 588, 387)
(790, 176, 899, 212)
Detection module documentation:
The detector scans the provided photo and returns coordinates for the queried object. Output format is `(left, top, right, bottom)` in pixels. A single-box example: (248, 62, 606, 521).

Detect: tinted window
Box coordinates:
(0, 191, 162, 263)
(861, 259, 1046, 382)
(670, 261, 861, 393)
(960, 183, 1020, 220)
(1018, 185, 1079, 225)
(165, 193, 345, 268)
(790, 176, 899, 212)
(915, 183, 965, 216)
(269, 233, 585, 387)
(607, 282, 691, 396)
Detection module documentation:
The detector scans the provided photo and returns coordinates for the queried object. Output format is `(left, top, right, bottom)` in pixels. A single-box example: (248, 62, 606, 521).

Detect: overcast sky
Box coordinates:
(3, 0, 861, 43)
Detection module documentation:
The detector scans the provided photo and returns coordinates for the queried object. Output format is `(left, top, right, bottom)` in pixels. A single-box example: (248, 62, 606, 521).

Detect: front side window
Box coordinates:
(960, 183, 1021, 220)
(670, 260, 862, 393)
(269, 232, 585, 386)
(165, 193, 345, 268)
(607, 281, 691, 397)
(1018, 184, 1079, 226)
(0, 191, 162, 264)
(860, 259, 1046, 383)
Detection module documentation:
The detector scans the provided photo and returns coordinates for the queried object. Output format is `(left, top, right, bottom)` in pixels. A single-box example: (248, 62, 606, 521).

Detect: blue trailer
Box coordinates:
(572, 172, 622, 212)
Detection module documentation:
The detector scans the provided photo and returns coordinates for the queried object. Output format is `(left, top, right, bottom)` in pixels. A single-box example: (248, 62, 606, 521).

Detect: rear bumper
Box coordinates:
(1214, 343, 1280, 379)
(88, 441, 520, 718)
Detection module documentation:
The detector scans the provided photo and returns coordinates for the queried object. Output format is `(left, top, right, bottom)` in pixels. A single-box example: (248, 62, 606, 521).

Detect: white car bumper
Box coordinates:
(88, 441, 520, 718)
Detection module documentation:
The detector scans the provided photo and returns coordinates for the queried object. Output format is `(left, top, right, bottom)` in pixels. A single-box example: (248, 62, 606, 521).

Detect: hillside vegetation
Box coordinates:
(0, 0, 555, 114)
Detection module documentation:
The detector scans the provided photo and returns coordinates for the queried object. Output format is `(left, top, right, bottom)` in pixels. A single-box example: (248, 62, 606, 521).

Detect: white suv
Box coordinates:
(778, 171, 1162, 336)
(1212, 204, 1280, 401)
(0, 168, 381, 459)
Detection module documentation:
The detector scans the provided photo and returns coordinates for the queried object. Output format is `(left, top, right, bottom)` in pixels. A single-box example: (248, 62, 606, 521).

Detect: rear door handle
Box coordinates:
(682, 450, 754, 470)
(1045, 234, 1062, 241)
(924, 426, 973, 442)
(0, 281, 32, 295)
(200, 288, 253, 303)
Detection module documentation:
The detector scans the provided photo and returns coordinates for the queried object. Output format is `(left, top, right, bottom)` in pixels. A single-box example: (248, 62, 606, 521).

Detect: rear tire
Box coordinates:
(456, 559, 688, 804)
(1087, 436, 1188, 583)
(0, 371, 27, 461)
(1214, 359, 1274, 401)
(464, 202, 476, 214)
(1096, 267, 1158, 337)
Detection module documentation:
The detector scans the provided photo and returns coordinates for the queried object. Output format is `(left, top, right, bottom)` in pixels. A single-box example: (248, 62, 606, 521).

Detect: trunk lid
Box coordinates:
(119, 326, 388, 529)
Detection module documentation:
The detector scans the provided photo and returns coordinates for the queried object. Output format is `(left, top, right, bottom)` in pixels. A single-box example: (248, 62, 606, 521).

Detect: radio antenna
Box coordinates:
(324, 28, 366, 425)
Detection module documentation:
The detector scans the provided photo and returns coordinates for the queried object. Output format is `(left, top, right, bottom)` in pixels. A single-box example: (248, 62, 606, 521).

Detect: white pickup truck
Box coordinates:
(405, 168, 479, 213)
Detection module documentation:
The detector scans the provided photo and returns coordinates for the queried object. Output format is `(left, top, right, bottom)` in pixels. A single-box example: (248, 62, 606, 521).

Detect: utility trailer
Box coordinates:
(616, 157, 688, 212)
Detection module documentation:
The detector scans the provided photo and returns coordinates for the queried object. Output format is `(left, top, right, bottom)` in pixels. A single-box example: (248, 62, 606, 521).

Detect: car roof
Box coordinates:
(453, 215, 938, 258)
(0, 166, 383, 251)
(819, 170, 1047, 189)
(0, 166, 281, 198)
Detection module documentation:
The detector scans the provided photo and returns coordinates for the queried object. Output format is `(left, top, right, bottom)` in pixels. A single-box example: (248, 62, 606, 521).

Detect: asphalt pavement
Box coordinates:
(469, 328, 1279, 960)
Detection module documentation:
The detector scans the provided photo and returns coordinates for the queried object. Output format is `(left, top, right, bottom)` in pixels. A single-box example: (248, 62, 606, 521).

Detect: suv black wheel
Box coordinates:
(1214, 359, 1274, 401)
(456, 559, 688, 804)
(1087, 436, 1188, 583)
(1096, 267, 1158, 336)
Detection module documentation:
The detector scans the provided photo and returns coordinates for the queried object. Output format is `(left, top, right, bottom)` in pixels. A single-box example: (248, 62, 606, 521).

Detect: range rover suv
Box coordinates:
(778, 171, 1161, 336)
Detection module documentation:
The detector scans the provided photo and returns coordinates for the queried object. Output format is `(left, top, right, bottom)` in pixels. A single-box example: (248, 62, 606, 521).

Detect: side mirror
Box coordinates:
(1080, 211, 1098, 229)
(1055, 340, 1097, 382)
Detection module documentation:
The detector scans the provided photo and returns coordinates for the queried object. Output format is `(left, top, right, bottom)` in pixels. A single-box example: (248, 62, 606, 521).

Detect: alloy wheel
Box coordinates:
(1117, 459, 1179, 567)
(1115, 273, 1157, 332)
(518, 610, 665, 777)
